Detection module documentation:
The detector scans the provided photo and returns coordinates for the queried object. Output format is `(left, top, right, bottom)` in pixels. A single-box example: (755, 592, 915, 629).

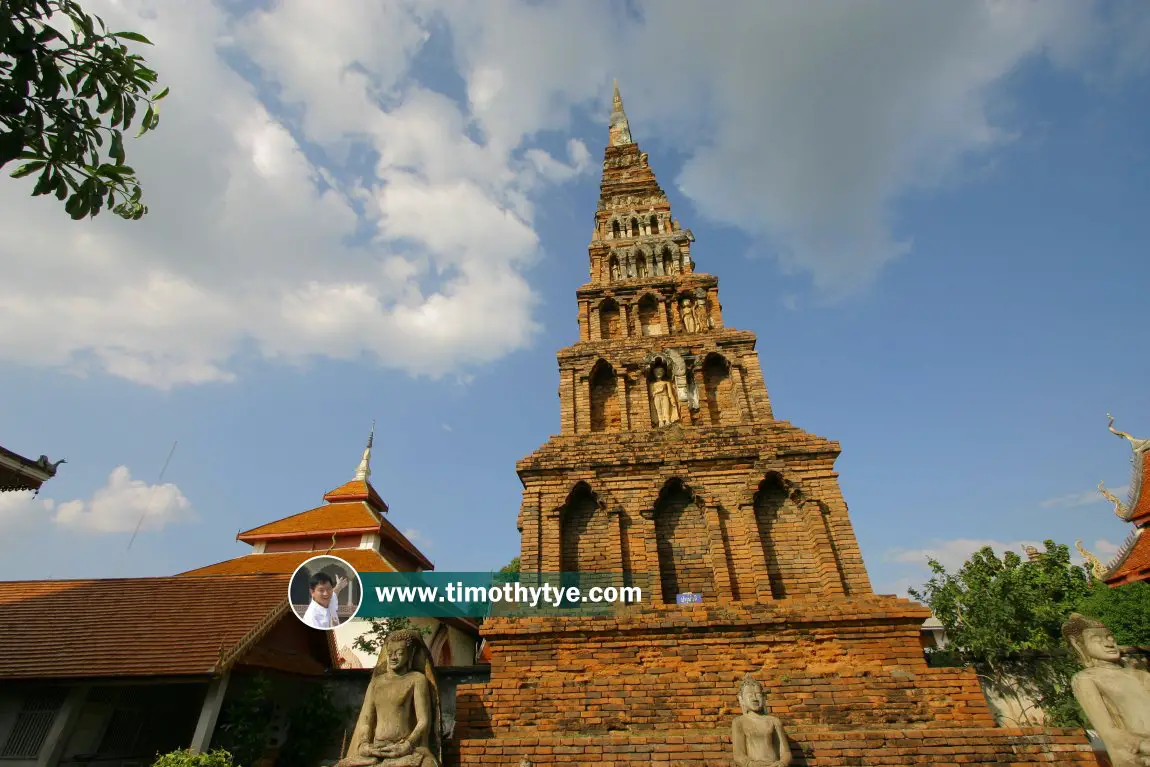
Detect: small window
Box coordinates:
(1, 688, 68, 759)
(649, 215, 659, 234)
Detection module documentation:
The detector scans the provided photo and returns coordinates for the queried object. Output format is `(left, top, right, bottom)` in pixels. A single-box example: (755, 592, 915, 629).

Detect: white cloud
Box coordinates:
(0, 1, 1143, 387)
(885, 537, 1041, 572)
(1092, 538, 1121, 559)
(1039, 485, 1129, 509)
(403, 527, 433, 550)
(0, 491, 56, 542)
(52, 466, 194, 533)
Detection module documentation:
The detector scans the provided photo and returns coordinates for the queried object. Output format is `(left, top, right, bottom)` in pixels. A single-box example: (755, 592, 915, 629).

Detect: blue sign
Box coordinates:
(676, 592, 703, 605)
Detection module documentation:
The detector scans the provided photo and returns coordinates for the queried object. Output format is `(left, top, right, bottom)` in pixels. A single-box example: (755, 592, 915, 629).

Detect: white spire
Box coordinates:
(354, 420, 375, 482)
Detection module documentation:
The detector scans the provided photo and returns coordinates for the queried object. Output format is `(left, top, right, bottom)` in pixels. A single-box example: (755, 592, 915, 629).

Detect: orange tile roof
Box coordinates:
(181, 547, 399, 576)
(0, 574, 331, 679)
(323, 479, 388, 510)
(238, 501, 380, 541)
(1106, 529, 1150, 586)
(1130, 449, 1150, 524)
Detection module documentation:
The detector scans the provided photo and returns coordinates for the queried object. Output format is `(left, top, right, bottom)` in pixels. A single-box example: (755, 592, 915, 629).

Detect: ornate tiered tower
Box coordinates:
(450, 83, 1094, 766)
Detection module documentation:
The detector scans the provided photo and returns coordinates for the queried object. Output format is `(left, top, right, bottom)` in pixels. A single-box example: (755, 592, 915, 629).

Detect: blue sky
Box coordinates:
(1, 1, 1148, 595)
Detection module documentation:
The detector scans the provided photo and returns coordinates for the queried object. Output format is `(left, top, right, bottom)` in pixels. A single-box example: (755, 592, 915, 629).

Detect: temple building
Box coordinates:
(0, 443, 63, 493)
(181, 427, 480, 669)
(0, 431, 478, 767)
(1077, 415, 1150, 586)
(447, 82, 1096, 765)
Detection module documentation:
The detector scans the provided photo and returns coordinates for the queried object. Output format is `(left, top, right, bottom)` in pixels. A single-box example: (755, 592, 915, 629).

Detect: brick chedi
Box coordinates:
(449, 82, 1094, 765)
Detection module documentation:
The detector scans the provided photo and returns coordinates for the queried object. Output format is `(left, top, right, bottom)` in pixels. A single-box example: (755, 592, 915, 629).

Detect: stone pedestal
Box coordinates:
(448, 597, 1095, 766)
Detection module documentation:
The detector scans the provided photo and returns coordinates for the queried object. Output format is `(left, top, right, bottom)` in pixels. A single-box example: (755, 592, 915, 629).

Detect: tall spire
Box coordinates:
(609, 78, 633, 147)
(354, 420, 375, 482)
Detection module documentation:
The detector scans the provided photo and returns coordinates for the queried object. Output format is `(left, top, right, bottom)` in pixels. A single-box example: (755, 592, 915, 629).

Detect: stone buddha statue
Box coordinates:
(650, 364, 680, 427)
(1063, 613, 1150, 767)
(338, 629, 440, 767)
(731, 674, 792, 767)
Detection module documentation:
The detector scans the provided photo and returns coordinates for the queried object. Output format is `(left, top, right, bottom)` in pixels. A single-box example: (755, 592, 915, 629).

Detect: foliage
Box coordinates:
(277, 684, 352, 767)
(498, 557, 520, 574)
(2, 0, 167, 219)
(1075, 580, 1150, 647)
(213, 675, 274, 767)
(909, 540, 1090, 664)
(909, 540, 1091, 727)
(351, 615, 433, 657)
(151, 749, 235, 767)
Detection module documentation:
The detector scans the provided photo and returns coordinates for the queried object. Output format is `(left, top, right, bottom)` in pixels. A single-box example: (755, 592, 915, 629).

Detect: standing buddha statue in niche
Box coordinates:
(693, 295, 710, 331)
(339, 629, 440, 767)
(681, 298, 698, 333)
(650, 365, 680, 427)
(731, 674, 792, 767)
(1063, 613, 1150, 767)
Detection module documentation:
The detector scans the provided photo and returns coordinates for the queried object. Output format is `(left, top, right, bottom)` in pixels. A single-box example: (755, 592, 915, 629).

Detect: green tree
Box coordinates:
(2, 0, 167, 219)
(351, 616, 433, 657)
(152, 749, 234, 767)
(908, 540, 1091, 727)
(498, 556, 520, 574)
(1075, 579, 1150, 647)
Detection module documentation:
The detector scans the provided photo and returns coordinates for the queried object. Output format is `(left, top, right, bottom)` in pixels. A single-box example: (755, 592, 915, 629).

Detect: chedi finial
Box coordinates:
(609, 78, 633, 147)
(354, 420, 375, 482)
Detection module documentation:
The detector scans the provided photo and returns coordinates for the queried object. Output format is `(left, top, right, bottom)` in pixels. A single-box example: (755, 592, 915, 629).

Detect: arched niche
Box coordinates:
(703, 352, 737, 425)
(429, 624, 453, 667)
(649, 214, 660, 234)
(661, 246, 674, 275)
(635, 248, 649, 278)
(630, 217, 640, 237)
(589, 359, 621, 433)
(753, 474, 819, 599)
(598, 297, 622, 339)
(611, 219, 621, 239)
(559, 481, 615, 576)
(652, 479, 716, 604)
(637, 293, 662, 337)
(607, 253, 621, 282)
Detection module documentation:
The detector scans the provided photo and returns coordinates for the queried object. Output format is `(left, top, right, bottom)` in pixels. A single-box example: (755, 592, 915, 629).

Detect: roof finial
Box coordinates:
(1075, 540, 1108, 581)
(1108, 413, 1150, 452)
(354, 420, 375, 482)
(609, 78, 633, 147)
(1098, 481, 1131, 520)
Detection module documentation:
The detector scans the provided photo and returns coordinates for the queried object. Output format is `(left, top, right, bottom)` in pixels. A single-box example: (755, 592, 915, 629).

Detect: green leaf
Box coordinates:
(0, 130, 27, 166)
(152, 85, 170, 101)
(111, 31, 153, 45)
(10, 161, 47, 179)
(110, 131, 124, 164)
(31, 167, 53, 195)
(137, 105, 154, 137)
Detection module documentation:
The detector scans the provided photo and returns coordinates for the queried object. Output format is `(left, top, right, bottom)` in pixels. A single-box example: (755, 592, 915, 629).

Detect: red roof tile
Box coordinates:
(1106, 529, 1150, 586)
(323, 479, 388, 510)
(0, 574, 333, 679)
(238, 502, 380, 541)
(1130, 449, 1150, 524)
(180, 548, 399, 576)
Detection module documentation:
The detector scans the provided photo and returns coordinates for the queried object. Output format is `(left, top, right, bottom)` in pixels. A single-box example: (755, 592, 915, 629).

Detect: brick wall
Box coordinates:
(449, 599, 1094, 765)
(447, 105, 1097, 764)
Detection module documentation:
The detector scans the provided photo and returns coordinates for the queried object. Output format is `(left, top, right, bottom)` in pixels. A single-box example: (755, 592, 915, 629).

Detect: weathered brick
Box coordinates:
(448, 90, 1095, 766)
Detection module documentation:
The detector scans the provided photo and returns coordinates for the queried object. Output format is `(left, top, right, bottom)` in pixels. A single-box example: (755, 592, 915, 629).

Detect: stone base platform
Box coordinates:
(448, 725, 1095, 765)
(448, 596, 1096, 765)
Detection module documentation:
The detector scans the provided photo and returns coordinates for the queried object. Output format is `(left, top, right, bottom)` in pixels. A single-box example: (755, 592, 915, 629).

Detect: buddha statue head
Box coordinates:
(1063, 613, 1121, 668)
